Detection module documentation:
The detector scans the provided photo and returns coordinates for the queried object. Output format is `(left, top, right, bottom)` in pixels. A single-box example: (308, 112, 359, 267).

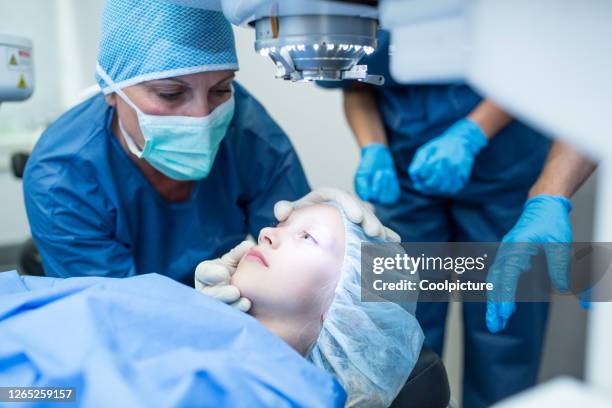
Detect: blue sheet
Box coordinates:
(0, 271, 345, 407)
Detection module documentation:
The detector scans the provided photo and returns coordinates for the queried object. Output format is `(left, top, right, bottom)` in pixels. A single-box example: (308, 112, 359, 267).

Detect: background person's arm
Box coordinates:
(343, 84, 389, 148)
(467, 99, 513, 141)
(528, 140, 597, 198)
(342, 84, 401, 204)
(486, 141, 597, 333)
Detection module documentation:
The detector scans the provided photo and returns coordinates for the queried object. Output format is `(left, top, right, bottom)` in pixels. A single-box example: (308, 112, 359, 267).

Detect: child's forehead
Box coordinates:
(289, 204, 342, 222)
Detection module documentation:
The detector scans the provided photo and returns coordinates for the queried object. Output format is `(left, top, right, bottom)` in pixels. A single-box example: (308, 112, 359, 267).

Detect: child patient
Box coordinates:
(231, 202, 424, 407)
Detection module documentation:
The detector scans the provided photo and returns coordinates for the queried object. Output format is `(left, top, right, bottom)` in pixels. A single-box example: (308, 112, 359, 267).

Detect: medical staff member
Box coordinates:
(320, 30, 595, 407)
(23, 0, 393, 296)
(23, 0, 309, 287)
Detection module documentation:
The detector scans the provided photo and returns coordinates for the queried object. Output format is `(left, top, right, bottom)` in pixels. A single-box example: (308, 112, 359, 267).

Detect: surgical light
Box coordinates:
(254, 13, 384, 85)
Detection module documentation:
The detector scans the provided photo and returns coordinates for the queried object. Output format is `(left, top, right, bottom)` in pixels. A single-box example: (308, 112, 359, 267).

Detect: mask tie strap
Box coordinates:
(96, 64, 147, 157)
(118, 120, 145, 158)
(95, 64, 143, 114)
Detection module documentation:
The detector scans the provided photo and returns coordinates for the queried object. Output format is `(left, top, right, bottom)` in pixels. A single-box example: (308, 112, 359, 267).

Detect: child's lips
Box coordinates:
(245, 248, 268, 267)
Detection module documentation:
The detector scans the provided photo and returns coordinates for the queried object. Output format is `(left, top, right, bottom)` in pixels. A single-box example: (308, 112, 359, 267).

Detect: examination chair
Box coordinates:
(391, 346, 451, 408)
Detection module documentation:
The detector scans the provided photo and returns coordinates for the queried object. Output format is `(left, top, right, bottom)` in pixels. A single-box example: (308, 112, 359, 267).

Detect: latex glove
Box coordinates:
(194, 240, 254, 312)
(408, 118, 488, 194)
(355, 143, 401, 204)
(486, 195, 573, 333)
(579, 288, 591, 310)
(274, 187, 401, 242)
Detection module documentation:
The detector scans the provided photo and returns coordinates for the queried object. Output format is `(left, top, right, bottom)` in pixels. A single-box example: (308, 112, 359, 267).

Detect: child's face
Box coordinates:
(232, 204, 345, 320)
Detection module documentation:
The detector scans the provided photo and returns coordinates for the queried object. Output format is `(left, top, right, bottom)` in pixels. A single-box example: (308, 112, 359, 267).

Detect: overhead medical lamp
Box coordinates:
(167, 0, 385, 85)
(253, 14, 383, 84)
(239, 1, 383, 84)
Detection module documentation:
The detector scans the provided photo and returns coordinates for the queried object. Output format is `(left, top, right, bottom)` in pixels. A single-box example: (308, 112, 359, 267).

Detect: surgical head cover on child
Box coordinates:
(309, 202, 424, 407)
(96, 0, 238, 93)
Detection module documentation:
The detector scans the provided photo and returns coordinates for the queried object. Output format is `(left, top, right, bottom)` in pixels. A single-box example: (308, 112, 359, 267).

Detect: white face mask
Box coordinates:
(97, 65, 235, 181)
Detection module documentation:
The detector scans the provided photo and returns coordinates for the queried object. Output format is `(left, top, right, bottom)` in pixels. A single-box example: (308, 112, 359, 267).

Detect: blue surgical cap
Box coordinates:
(309, 202, 424, 407)
(96, 0, 239, 93)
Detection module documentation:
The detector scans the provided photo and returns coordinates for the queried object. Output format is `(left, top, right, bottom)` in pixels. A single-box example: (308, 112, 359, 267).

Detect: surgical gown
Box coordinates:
(0, 271, 346, 407)
(23, 83, 310, 284)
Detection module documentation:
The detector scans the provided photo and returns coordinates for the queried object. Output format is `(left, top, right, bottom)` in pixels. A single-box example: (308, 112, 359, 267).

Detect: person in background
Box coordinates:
(318, 29, 596, 407)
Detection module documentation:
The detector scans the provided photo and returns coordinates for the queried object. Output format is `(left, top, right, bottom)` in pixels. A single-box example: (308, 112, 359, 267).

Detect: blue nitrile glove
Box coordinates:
(355, 143, 401, 204)
(486, 195, 573, 333)
(579, 288, 591, 310)
(408, 118, 488, 194)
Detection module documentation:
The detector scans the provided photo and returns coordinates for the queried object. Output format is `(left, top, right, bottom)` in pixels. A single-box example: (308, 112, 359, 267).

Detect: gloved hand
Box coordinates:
(408, 118, 488, 194)
(486, 195, 573, 333)
(274, 187, 401, 242)
(579, 288, 591, 310)
(354, 143, 401, 204)
(194, 240, 254, 312)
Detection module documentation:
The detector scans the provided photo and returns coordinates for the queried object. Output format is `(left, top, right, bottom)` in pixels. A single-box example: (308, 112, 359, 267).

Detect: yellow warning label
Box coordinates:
(9, 54, 18, 66)
(17, 74, 27, 89)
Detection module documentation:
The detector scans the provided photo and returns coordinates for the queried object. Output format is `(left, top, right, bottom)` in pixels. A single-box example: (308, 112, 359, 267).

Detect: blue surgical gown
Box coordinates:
(0, 271, 346, 407)
(23, 83, 310, 283)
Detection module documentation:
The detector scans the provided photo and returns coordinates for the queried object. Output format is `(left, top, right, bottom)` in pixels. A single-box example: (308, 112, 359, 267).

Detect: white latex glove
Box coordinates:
(274, 187, 401, 242)
(194, 240, 254, 312)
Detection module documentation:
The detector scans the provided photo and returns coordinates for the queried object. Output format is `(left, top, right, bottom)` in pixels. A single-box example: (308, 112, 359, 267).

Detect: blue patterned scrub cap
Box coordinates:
(96, 0, 238, 93)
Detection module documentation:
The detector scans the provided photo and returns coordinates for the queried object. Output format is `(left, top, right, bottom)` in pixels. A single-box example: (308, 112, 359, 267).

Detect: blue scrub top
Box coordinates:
(24, 83, 310, 283)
